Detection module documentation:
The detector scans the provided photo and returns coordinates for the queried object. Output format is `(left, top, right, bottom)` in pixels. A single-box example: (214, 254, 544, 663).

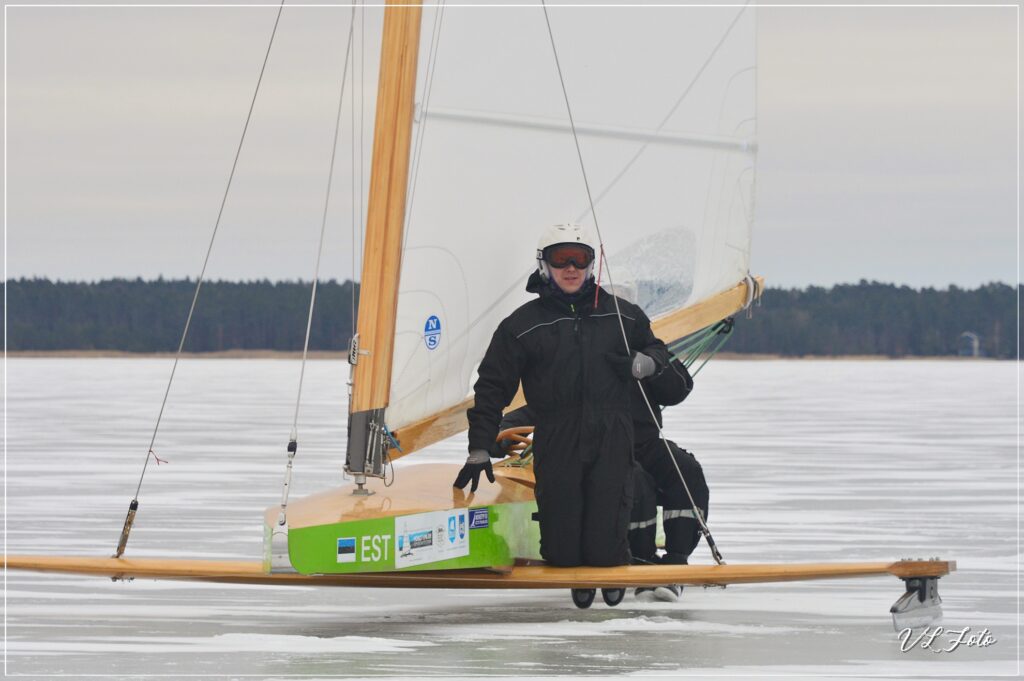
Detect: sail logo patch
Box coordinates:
(424, 315, 442, 350)
(336, 537, 356, 563)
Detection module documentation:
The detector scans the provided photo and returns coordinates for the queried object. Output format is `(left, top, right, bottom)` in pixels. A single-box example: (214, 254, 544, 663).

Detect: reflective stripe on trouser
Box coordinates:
(634, 438, 709, 560)
(628, 462, 658, 562)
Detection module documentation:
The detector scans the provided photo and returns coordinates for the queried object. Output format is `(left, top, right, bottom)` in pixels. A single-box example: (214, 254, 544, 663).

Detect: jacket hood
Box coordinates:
(525, 270, 548, 294)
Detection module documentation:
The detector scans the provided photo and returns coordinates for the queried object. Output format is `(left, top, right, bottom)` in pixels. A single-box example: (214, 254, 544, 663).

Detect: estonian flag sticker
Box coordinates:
(337, 537, 356, 563)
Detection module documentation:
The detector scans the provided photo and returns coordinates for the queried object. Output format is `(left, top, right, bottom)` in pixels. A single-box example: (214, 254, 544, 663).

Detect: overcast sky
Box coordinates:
(4, 1, 1018, 289)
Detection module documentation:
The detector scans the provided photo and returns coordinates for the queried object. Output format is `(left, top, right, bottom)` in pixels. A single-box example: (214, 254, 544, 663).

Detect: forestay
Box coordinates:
(387, 4, 757, 432)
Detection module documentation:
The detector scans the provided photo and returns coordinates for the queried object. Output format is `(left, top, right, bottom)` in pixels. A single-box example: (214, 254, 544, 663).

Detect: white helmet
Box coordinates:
(536, 224, 597, 283)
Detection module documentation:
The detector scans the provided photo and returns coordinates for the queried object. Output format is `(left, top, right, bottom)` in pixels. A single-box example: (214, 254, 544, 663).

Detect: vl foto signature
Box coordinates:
(899, 626, 997, 653)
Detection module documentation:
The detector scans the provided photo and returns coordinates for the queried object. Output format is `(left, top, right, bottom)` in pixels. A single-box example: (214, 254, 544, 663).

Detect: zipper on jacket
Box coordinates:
(571, 303, 586, 409)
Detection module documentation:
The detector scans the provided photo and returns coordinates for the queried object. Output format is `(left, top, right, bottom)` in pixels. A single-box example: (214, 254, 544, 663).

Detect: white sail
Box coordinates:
(387, 5, 756, 431)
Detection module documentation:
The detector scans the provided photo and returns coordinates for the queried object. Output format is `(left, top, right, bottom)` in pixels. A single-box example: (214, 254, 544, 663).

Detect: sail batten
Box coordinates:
(422, 107, 757, 153)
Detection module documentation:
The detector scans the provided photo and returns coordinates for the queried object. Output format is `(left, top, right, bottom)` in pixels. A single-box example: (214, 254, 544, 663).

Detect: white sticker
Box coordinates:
(394, 509, 470, 569)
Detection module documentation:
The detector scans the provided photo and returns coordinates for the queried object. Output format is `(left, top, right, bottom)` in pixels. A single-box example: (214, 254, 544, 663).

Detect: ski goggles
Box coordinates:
(544, 244, 595, 269)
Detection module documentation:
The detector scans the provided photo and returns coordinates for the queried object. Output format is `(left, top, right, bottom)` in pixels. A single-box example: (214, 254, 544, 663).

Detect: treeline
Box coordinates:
(5, 278, 358, 352)
(3, 278, 1017, 358)
(729, 281, 1016, 358)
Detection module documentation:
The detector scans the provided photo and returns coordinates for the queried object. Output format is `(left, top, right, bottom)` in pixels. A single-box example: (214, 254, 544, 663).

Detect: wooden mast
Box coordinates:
(345, 1, 423, 491)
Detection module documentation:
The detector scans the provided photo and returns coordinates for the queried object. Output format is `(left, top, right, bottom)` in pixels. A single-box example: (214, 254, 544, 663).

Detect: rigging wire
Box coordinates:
(571, 2, 751, 226)
(349, 1, 365, 330)
(115, 0, 287, 558)
(698, 65, 756, 295)
(277, 7, 359, 528)
(403, 0, 447, 253)
(290, 9, 357, 438)
(350, 2, 358, 343)
(359, 7, 366, 287)
(540, 0, 727, 565)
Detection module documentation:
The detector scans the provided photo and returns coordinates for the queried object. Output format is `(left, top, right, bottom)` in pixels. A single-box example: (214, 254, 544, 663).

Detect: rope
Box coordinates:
(349, 1, 365, 333)
(541, 1, 726, 564)
(742, 272, 760, 316)
(359, 6, 366, 289)
(573, 2, 751, 225)
(291, 10, 356, 436)
(115, 0, 287, 558)
(130, 0, 286, 504)
(277, 7, 358, 527)
(668, 318, 734, 378)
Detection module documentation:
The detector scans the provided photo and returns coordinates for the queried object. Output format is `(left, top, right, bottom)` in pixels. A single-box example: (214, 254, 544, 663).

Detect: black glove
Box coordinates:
(453, 449, 496, 492)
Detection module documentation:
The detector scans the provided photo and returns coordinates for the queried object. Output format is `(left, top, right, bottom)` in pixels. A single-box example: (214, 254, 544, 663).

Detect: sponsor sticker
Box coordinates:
(395, 509, 470, 569)
(409, 530, 432, 549)
(468, 508, 489, 530)
(336, 537, 356, 563)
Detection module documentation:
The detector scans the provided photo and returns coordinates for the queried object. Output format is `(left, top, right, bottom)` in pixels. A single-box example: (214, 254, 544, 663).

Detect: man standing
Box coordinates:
(454, 224, 669, 567)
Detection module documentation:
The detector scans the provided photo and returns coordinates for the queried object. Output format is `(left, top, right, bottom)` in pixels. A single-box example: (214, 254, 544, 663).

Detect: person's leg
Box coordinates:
(628, 462, 664, 601)
(628, 463, 658, 563)
(533, 421, 585, 567)
(654, 441, 708, 562)
(580, 414, 634, 567)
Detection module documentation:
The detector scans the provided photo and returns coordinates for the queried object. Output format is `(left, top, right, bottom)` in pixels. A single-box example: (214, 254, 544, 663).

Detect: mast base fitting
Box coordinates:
(351, 474, 375, 496)
(345, 407, 387, 489)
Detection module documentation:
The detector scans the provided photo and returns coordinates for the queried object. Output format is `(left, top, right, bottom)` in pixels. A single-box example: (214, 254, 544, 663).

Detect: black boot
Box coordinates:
(632, 555, 659, 601)
(660, 552, 689, 565)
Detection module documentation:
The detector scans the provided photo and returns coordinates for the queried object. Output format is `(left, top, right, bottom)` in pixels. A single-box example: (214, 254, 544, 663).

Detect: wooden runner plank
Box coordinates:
(6, 555, 954, 589)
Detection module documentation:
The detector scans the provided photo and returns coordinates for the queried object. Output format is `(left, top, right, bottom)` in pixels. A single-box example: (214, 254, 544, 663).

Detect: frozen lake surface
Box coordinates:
(4, 358, 1018, 678)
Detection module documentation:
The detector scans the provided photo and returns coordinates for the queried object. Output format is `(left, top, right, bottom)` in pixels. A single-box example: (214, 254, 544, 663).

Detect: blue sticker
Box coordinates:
(448, 515, 457, 544)
(458, 513, 466, 540)
(424, 315, 442, 350)
(468, 508, 489, 530)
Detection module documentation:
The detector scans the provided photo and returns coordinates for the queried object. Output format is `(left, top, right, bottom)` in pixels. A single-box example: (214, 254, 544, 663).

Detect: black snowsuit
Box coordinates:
(467, 272, 669, 567)
(628, 359, 709, 563)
